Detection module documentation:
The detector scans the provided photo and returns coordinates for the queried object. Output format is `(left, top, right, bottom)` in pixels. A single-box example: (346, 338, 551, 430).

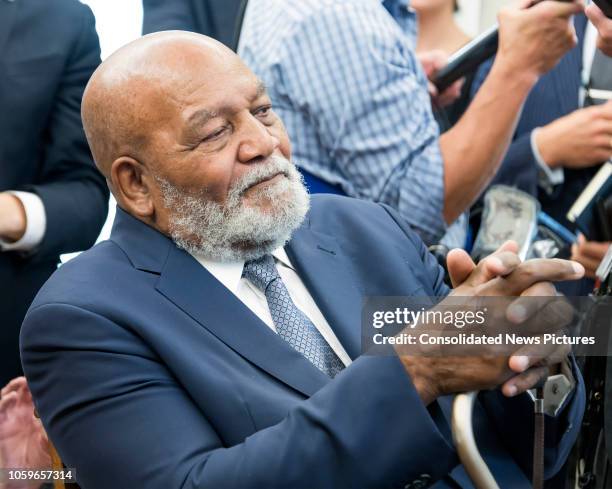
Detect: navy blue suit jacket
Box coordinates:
(475, 15, 595, 230)
(0, 0, 109, 384)
(142, 0, 246, 50)
(21, 196, 583, 488)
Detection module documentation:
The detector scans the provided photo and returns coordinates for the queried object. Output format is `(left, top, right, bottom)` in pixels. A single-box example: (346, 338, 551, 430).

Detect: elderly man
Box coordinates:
(21, 32, 585, 489)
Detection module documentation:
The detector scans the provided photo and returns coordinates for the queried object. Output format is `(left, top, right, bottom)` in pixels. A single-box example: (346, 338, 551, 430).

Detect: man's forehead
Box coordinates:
(182, 78, 267, 125)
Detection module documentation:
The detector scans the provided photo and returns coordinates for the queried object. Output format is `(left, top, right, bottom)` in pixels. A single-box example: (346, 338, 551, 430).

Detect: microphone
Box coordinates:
(433, 0, 575, 92)
(433, 26, 498, 92)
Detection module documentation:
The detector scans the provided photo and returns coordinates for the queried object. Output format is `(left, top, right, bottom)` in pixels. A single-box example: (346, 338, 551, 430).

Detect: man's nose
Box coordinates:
(237, 114, 280, 164)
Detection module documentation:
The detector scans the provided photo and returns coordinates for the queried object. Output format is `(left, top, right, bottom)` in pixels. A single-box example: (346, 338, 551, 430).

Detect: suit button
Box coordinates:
(404, 474, 432, 489)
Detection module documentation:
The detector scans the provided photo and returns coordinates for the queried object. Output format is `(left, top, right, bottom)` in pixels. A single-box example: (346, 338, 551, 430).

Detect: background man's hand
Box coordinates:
(0, 193, 26, 243)
(497, 0, 582, 82)
(586, 2, 612, 56)
(396, 245, 584, 405)
(0, 378, 51, 489)
(571, 234, 611, 278)
(417, 50, 464, 109)
(535, 102, 612, 168)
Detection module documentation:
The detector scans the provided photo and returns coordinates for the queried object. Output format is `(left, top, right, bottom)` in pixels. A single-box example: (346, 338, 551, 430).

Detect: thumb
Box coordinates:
(447, 248, 476, 288)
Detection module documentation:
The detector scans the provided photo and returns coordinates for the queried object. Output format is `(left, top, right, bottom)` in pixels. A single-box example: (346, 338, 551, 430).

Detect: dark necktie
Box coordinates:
(243, 255, 345, 378)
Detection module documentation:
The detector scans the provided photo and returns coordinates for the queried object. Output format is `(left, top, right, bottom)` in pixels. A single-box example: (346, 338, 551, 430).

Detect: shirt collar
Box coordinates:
(193, 247, 294, 295)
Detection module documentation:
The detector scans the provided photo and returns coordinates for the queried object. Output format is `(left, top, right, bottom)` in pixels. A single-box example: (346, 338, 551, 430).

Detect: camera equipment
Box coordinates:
(570, 246, 612, 489)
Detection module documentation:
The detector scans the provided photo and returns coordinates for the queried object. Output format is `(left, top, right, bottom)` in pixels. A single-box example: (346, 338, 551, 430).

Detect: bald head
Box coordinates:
(81, 28, 295, 251)
(81, 31, 243, 179)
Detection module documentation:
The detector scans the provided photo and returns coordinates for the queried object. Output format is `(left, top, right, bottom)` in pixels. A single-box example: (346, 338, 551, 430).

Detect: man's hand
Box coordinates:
(417, 50, 464, 109)
(535, 102, 612, 169)
(0, 378, 51, 489)
(496, 0, 582, 82)
(396, 245, 584, 405)
(571, 234, 611, 278)
(0, 193, 27, 243)
(586, 2, 612, 56)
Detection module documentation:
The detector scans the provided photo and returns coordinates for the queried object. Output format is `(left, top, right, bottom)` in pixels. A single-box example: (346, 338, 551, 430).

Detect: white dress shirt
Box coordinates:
(193, 248, 352, 367)
(0, 191, 46, 252)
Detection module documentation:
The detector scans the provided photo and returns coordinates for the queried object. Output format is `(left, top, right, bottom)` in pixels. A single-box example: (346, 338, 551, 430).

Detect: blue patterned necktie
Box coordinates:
(243, 255, 344, 378)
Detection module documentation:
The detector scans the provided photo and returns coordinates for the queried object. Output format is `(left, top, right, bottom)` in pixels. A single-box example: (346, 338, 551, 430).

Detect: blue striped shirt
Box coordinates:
(239, 0, 465, 246)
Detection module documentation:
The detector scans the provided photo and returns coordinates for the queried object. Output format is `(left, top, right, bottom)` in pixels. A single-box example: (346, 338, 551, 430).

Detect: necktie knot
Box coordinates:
(243, 255, 280, 292)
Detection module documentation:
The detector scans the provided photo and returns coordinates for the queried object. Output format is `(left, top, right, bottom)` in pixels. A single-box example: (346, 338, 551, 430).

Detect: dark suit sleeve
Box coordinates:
(480, 357, 585, 480)
(142, 0, 196, 34)
(21, 4, 108, 260)
(21, 303, 457, 489)
(379, 203, 450, 297)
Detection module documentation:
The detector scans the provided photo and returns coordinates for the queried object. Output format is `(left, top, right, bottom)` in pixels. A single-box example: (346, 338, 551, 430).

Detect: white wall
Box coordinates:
(61, 1, 143, 262)
(456, 0, 513, 36)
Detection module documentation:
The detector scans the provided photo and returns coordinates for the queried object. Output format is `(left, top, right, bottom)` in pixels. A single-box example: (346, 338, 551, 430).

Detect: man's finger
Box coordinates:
(572, 246, 602, 275)
(497, 240, 520, 254)
(483, 251, 522, 278)
(509, 343, 571, 374)
(506, 281, 557, 323)
(586, 2, 608, 29)
(501, 258, 584, 294)
(502, 366, 550, 397)
(577, 236, 610, 259)
(465, 251, 523, 288)
(533, 0, 584, 18)
(447, 248, 475, 289)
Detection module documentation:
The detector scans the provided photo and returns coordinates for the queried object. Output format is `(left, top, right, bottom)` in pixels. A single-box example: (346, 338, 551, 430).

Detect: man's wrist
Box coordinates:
(533, 125, 561, 169)
(395, 352, 438, 405)
(0, 192, 27, 242)
(490, 56, 540, 94)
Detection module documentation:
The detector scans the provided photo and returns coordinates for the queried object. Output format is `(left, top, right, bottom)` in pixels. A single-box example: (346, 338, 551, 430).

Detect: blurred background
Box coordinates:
(63, 0, 513, 261)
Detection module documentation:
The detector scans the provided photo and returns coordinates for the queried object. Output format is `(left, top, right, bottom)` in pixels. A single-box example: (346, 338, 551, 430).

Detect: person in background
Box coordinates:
(0, 378, 51, 489)
(0, 0, 109, 386)
(238, 0, 581, 250)
(414, 0, 471, 55)
(413, 0, 475, 131)
(473, 12, 611, 287)
(586, 1, 612, 55)
(142, 0, 246, 49)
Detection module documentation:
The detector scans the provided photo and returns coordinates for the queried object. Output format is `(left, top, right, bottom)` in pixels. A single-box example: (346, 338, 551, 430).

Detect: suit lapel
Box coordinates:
(0, 0, 18, 58)
(552, 15, 588, 115)
(285, 224, 364, 360)
(112, 208, 361, 398)
(156, 242, 332, 398)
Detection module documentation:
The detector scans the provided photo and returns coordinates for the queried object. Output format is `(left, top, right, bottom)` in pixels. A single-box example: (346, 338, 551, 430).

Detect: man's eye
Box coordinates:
(254, 105, 273, 118)
(203, 126, 227, 141)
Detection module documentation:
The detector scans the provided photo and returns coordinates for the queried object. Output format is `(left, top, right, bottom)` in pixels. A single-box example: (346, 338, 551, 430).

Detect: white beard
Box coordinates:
(156, 155, 310, 262)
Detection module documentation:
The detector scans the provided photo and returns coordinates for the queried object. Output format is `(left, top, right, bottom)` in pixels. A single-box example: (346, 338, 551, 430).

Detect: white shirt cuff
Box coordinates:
(0, 191, 46, 252)
(531, 128, 565, 193)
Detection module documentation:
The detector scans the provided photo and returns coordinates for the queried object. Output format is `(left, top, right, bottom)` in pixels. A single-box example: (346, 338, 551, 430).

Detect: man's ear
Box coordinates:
(110, 156, 156, 218)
